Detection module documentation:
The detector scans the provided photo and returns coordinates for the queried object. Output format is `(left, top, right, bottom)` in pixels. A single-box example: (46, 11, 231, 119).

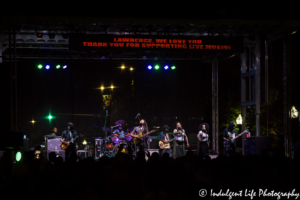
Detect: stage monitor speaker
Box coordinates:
(47, 150, 65, 162)
(145, 149, 159, 161)
(77, 150, 88, 160)
(244, 136, 271, 156)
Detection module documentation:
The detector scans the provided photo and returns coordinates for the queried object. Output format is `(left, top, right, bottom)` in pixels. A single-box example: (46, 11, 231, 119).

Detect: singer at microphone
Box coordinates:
(172, 121, 189, 159)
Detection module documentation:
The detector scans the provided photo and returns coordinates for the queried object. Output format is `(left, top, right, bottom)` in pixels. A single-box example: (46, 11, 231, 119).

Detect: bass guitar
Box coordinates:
(223, 129, 249, 148)
(159, 138, 175, 149)
(132, 130, 156, 144)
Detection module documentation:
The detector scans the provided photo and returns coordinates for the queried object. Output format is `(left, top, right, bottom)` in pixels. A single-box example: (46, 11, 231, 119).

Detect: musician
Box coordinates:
(60, 122, 78, 160)
(222, 121, 237, 157)
(131, 119, 149, 155)
(51, 127, 57, 136)
(113, 125, 125, 139)
(172, 122, 189, 159)
(197, 123, 209, 157)
(159, 125, 173, 157)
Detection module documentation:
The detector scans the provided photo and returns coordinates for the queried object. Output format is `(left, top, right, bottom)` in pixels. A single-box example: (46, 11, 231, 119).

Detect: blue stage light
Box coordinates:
(164, 65, 169, 70)
(148, 65, 152, 70)
(63, 65, 67, 69)
(45, 65, 50, 70)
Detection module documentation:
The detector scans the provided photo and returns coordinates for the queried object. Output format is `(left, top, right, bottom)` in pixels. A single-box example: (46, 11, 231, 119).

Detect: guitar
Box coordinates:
(159, 139, 175, 149)
(223, 129, 249, 148)
(60, 135, 82, 150)
(132, 130, 156, 144)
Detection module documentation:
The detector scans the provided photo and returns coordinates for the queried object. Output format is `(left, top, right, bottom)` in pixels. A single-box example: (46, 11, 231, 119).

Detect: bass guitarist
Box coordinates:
(159, 125, 173, 157)
(60, 122, 78, 161)
(222, 121, 237, 157)
(131, 119, 149, 156)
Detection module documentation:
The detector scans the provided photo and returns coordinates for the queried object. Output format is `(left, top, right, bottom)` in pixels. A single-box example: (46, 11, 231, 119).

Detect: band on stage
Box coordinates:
(44, 119, 245, 160)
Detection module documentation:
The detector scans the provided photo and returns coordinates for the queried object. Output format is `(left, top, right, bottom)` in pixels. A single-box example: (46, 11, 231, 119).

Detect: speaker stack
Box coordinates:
(94, 138, 103, 159)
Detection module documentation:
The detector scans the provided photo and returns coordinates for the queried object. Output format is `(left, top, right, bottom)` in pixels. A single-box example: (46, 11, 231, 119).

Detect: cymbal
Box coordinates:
(102, 127, 111, 132)
(115, 120, 125, 125)
(43, 134, 55, 137)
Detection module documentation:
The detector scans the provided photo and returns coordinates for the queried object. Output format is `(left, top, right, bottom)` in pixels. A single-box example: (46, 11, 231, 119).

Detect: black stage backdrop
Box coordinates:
(16, 61, 212, 146)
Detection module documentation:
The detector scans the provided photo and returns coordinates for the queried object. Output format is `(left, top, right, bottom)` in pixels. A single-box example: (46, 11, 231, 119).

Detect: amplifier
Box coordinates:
(46, 137, 62, 151)
(47, 150, 65, 162)
(244, 136, 271, 156)
(147, 136, 159, 149)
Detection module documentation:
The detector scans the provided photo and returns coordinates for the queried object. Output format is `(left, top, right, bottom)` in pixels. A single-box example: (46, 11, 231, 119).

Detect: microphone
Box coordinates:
(135, 113, 140, 119)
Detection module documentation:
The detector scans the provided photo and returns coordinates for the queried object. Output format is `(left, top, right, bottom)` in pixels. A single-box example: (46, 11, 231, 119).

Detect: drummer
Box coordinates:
(113, 125, 125, 140)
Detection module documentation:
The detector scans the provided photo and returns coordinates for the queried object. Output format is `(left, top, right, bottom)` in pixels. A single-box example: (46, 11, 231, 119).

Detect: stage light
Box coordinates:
(31, 120, 35, 124)
(148, 65, 152, 70)
(48, 115, 53, 120)
(100, 86, 104, 90)
(171, 66, 176, 70)
(15, 151, 22, 162)
(56, 65, 61, 69)
(164, 65, 169, 70)
(82, 140, 87, 145)
(37, 64, 43, 69)
(130, 67, 133, 71)
(63, 65, 67, 69)
(155, 65, 159, 70)
(111, 86, 114, 89)
(45, 65, 50, 70)
(121, 65, 125, 69)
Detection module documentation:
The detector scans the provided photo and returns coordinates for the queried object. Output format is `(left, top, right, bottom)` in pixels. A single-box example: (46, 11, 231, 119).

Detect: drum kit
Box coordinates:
(102, 119, 133, 157)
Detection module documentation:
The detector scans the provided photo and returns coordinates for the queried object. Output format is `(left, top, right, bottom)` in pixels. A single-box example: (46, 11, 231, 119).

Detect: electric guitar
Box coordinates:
(132, 130, 156, 144)
(60, 135, 82, 150)
(223, 129, 249, 148)
(159, 139, 175, 149)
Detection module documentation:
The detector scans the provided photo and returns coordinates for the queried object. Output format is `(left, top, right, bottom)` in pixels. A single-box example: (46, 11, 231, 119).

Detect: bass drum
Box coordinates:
(113, 143, 128, 154)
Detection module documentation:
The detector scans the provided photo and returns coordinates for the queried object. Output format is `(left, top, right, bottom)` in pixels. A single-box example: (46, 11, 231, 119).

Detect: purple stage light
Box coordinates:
(63, 65, 67, 69)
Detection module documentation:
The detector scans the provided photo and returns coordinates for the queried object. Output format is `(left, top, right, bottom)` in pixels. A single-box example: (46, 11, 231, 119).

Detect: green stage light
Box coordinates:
(155, 65, 160, 70)
(16, 151, 22, 162)
(48, 115, 53, 120)
(56, 65, 61, 69)
(171, 66, 176, 70)
(38, 64, 43, 69)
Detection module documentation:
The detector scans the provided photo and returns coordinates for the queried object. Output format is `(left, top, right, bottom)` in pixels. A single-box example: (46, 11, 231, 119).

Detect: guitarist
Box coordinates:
(130, 119, 149, 156)
(159, 125, 173, 157)
(60, 122, 78, 161)
(222, 121, 237, 157)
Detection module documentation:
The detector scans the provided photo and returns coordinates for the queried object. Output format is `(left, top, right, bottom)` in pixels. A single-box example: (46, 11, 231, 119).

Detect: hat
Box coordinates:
(68, 122, 74, 127)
